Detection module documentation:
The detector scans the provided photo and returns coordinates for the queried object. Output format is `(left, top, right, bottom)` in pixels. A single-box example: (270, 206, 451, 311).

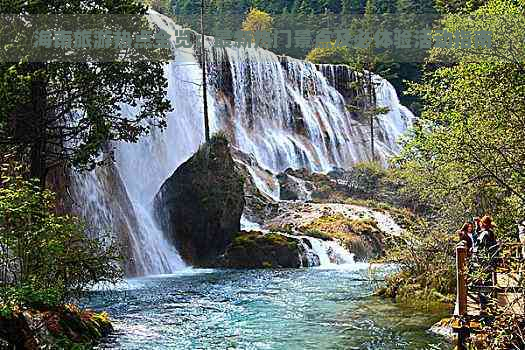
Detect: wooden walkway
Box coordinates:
(453, 243, 525, 349)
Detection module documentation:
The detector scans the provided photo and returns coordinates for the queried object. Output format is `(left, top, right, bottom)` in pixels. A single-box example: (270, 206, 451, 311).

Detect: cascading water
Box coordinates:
(71, 12, 414, 276)
(302, 236, 357, 267)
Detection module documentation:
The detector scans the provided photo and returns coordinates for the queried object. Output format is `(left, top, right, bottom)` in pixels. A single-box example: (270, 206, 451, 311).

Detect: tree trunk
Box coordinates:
(367, 67, 375, 161)
(200, 0, 210, 143)
(29, 75, 48, 189)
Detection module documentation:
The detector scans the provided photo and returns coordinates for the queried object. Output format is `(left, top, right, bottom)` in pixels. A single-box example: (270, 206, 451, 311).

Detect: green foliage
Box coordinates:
(345, 161, 386, 194)
(173, 0, 433, 17)
(0, 0, 172, 185)
(242, 7, 273, 32)
(143, 0, 173, 13)
(397, 0, 525, 234)
(433, 0, 488, 14)
(389, 1, 525, 347)
(0, 173, 123, 306)
(1, 285, 63, 311)
(379, 225, 457, 305)
(306, 44, 352, 65)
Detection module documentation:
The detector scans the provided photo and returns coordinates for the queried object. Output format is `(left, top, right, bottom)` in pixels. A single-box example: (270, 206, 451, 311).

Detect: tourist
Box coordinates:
(458, 222, 474, 254)
(476, 215, 498, 316)
(472, 217, 481, 249)
(477, 215, 498, 255)
(473, 216, 482, 233)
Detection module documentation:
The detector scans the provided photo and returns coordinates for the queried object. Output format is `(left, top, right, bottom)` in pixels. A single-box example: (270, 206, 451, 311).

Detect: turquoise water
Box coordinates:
(88, 265, 451, 350)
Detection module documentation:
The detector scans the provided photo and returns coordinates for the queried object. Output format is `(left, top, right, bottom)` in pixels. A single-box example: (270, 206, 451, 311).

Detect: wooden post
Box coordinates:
(456, 243, 468, 316)
(456, 243, 468, 350)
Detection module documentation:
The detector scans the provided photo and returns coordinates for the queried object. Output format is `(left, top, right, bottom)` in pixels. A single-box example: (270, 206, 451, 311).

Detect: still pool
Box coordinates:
(87, 265, 451, 350)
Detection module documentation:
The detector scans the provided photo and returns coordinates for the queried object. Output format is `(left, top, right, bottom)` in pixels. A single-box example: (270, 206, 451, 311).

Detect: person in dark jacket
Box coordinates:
(477, 215, 498, 255)
(475, 215, 498, 316)
(458, 222, 474, 254)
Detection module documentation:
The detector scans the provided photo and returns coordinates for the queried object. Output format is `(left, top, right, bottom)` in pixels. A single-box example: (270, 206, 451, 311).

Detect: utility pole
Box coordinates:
(200, 0, 210, 143)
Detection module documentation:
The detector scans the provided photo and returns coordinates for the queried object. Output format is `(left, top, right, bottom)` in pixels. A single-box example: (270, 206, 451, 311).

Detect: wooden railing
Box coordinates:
(453, 242, 525, 349)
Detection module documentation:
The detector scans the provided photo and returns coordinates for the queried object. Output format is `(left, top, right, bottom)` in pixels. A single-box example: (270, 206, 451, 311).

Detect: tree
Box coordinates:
(0, 0, 172, 188)
(386, 3, 525, 345)
(144, 0, 173, 14)
(434, 0, 488, 13)
(306, 44, 352, 65)
(397, 0, 525, 232)
(346, 0, 391, 161)
(241, 7, 274, 32)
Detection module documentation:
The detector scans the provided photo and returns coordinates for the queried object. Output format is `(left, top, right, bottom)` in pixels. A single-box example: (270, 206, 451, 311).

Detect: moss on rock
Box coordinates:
(217, 231, 307, 268)
(154, 134, 245, 266)
(298, 214, 385, 261)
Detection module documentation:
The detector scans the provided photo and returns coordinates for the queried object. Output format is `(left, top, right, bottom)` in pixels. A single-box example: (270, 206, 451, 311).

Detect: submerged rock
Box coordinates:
(154, 134, 245, 266)
(217, 231, 308, 268)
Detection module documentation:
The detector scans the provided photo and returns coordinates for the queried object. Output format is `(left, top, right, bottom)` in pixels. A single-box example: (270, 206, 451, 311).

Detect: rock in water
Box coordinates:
(154, 134, 245, 266)
(218, 231, 308, 268)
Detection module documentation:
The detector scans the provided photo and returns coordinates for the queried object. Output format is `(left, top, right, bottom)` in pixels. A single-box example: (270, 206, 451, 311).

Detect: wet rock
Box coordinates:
(217, 231, 307, 269)
(0, 306, 113, 349)
(277, 169, 314, 201)
(154, 134, 245, 266)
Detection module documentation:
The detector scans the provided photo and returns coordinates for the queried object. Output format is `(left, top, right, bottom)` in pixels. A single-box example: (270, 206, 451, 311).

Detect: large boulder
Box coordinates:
(217, 231, 308, 268)
(154, 134, 245, 266)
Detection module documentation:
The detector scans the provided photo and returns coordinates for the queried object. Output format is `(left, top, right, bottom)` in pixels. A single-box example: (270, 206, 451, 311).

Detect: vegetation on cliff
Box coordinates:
(381, 0, 525, 347)
(0, 0, 171, 187)
(0, 0, 174, 345)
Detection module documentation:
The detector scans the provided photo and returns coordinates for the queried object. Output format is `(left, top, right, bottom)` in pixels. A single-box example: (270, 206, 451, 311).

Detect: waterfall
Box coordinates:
(302, 237, 356, 267)
(304, 237, 332, 266)
(70, 12, 414, 276)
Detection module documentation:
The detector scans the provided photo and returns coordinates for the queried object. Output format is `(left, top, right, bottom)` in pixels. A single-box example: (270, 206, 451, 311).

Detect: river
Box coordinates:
(87, 264, 451, 350)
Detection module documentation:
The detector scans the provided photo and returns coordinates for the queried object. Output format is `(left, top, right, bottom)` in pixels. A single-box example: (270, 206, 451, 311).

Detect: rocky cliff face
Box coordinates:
(154, 135, 245, 266)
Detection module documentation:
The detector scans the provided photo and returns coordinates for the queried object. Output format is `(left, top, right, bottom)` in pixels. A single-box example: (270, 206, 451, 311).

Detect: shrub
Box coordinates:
(306, 45, 352, 65)
(342, 161, 387, 197)
(0, 173, 123, 307)
(380, 223, 456, 305)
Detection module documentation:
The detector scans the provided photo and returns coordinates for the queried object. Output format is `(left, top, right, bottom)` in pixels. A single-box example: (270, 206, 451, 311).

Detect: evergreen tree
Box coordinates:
(0, 0, 171, 187)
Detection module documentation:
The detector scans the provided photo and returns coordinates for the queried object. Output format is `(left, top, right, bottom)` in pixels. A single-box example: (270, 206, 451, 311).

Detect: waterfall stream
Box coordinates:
(72, 12, 414, 276)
